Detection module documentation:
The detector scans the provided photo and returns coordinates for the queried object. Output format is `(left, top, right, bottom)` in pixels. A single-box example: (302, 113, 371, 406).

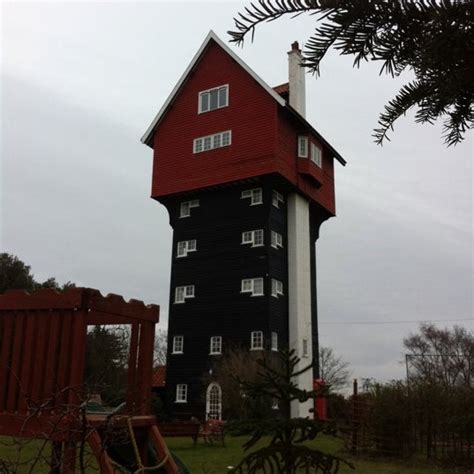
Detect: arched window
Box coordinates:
(206, 383, 222, 420)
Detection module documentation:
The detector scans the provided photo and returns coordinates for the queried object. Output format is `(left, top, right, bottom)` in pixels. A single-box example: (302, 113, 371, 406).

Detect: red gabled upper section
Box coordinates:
(142, 31, 345, 216)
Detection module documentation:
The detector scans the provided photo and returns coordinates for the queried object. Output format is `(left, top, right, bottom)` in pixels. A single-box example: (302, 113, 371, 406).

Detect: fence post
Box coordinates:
(351, 378, 358, 455)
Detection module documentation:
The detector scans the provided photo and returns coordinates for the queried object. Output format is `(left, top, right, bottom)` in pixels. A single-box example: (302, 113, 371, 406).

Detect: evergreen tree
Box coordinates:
(229, 0, 473, 147)
(229, 350, 353, 473)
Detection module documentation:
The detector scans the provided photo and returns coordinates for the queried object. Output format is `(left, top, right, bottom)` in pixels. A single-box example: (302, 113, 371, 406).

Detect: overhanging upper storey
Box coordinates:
(142, 31, 346, 215)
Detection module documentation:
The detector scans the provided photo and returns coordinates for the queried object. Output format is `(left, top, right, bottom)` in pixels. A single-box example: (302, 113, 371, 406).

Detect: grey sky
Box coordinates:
(2, 1, 472, 386)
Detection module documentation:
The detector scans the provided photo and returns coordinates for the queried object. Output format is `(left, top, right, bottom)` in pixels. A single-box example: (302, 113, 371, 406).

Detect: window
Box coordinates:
(199, 85, 229, 113)
(206, 383, 223, 420)
(193, 130, 232, 154)
(272, 398, 279, 410)
(180, 200, 199, 218)
(271, 279, 284, 298)
(172, 336, 184, 354)
(251, 331, 263, 350)
(271, 231, 283, 249)
(176, 384, 187, 403)
(271, 332, 278, 351)
(177, 239, 197, 257)
(222, 131, 231, 146)
(302, 339, 309, 358)
(175, 285, 195, 303)
(298, 136, 308, 158)
(241, 278, 264, 296)
(210, 336, 222, 355)
(242, 229, 264, 247)
(310, 142, 322, 167)
(272, 190, 284, 208)
(241, 188, 262, 205)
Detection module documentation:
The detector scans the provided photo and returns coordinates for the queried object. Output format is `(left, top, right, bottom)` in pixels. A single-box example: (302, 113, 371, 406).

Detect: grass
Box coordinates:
(166, 435, 463, 474)
(0, 435, 467, 473)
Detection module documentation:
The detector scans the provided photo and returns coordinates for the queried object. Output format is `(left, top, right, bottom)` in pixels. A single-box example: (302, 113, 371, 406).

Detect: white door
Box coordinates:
(206, 383, 222, 420)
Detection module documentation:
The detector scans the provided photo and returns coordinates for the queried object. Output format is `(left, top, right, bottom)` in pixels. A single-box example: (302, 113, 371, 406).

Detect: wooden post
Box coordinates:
(351, 378, 358, 455)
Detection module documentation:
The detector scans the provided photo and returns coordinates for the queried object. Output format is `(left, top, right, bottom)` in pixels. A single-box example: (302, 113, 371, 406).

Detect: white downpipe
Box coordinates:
(287, 193, 313, 418)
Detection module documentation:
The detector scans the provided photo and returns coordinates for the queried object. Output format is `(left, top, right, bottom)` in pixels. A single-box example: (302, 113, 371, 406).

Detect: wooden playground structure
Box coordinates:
(0, 287, 179, 473)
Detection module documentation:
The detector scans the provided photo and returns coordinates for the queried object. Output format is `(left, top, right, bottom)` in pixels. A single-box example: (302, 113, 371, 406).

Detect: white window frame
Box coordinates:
(272, 398, 279, 410)
(210, 336, 222, 355)
(193, 130, 232, 154)
(198, 84, 229, 114)
(298, 136, 308, 158)
(172, 335, 184, 354)
(175, 285, 195, 304)
(302, 339, 309, 358)
(179, 200, 199, 218)
(241, 188, 262, 206)
(310, 142, 322, 167)
(241, 278, 264, 297)
(177, 239, 197, 258)
(176, 384, 188, 403)
(241, 229, 264, 247)
(271, 231, 283, 249)
(271, 279, 284, 298)
(272, 190, 284, 208)
(250, 331, 264, 350)
(271, 332, 278, 351)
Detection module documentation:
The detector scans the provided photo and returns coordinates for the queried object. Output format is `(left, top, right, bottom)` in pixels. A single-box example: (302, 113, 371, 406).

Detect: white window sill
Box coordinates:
(250, 202, 263, 206)
(250, 348, 263, 351)
(251, 244, 264, 248)
(174, 301, 185, 304)
(209, 352, 222, 356)
(176, 255, 187, 258)
(241, 291, 264, 297)
(179, 215, 190, 219)
(175, 400, 188, 404)
(271, 348, 278, 352)
(172, 351, 183, 355)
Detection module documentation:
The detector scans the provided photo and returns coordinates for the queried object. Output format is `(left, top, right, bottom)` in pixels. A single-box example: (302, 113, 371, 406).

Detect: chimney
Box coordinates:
(287, 41, 306, 117)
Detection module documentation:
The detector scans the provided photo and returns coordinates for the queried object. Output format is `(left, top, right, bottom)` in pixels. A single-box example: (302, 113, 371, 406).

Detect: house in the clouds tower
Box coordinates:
(141, 31, 345, 420)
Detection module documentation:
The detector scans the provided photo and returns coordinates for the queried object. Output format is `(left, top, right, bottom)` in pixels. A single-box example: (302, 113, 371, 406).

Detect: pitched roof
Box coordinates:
(141, 30, 284, 148)
(273, 82, 289, 96)
(141, 31, 346, 166)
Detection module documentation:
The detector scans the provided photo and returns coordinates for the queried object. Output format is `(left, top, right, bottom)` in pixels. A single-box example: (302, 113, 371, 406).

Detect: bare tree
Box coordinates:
(154, 328, 168, 367)
(404, 323, 473, 387)
(204, 346, 278, 420)
(319, 346, 351, 393)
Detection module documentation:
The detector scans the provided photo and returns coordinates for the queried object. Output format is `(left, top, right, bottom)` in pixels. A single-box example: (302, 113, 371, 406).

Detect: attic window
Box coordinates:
(298, 136, 308, 158)
(310, 143, 322, 167)
(199, 85, 229, 113)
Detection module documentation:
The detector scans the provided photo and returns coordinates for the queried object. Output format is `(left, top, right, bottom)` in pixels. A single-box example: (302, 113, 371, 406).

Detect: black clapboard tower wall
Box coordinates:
(141, 31, 346, 420)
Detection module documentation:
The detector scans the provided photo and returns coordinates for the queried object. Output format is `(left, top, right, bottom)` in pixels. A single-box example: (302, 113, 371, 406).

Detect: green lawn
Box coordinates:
(0, 435, 466, 473)
(166, 435, 462, 474)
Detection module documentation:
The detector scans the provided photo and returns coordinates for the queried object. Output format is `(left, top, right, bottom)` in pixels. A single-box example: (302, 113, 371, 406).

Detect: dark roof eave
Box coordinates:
(284, 104, 347, 166)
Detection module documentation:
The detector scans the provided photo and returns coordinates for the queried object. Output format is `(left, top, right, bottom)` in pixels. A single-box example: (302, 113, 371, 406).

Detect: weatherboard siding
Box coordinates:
(152, 41, 278, 199)
(162, 179, 290, 418)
